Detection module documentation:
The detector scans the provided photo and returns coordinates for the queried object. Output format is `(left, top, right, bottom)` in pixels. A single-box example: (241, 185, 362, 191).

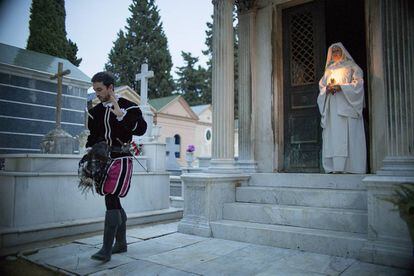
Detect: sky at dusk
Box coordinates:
(0, 0, 213, 78)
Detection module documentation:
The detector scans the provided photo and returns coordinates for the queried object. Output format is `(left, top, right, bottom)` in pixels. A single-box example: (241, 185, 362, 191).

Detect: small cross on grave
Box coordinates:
(165, 137, 181, 171)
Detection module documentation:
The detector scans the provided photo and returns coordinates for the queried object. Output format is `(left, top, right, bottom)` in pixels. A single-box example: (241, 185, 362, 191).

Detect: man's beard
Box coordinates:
(98, 95, 110, 102)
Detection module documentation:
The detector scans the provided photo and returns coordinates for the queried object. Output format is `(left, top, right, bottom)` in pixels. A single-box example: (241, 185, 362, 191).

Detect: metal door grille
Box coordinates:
(290, 12, 316, 86)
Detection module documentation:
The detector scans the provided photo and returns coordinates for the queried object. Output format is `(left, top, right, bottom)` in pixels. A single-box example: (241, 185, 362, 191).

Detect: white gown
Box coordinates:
(317, 43, 367, 173)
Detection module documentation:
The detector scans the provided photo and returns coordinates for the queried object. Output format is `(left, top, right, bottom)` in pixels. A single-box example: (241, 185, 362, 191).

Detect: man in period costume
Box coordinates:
(86, 71, 147, 262)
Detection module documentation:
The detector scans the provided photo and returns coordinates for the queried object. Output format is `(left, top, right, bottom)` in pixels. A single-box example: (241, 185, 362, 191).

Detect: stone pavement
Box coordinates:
(19, 221, 412, 276)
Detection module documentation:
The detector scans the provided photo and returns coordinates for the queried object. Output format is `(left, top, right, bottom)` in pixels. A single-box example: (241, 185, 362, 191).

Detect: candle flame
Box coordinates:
(330, 69, 344, 85)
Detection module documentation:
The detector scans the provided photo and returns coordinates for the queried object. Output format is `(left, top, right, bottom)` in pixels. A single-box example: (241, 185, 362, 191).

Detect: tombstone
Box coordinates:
(135, 63, 154, 142)
(165, 137, 181, 174)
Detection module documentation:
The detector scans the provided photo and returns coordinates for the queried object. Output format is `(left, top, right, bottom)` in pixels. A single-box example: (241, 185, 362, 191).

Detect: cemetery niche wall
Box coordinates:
(0, 43, 90, 154)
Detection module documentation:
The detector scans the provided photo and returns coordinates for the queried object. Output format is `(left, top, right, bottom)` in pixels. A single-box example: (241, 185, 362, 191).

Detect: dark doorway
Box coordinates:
(282, 0, 368, 172)
(282, 0, 326, 172)
(325, 0, 370, 172)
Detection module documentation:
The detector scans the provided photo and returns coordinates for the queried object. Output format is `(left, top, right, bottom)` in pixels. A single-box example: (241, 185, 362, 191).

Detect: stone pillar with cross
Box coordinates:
(40, 62, 77, 154)
(135, 63, 155, 142)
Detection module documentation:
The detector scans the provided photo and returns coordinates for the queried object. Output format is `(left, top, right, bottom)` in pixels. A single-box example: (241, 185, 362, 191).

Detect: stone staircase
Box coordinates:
(210, 173, 369, 258)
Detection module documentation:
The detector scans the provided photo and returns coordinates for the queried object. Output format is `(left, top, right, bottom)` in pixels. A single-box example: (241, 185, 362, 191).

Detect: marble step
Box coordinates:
(236, 186, 367, 210)
(223, 202, 367, 233)
(249, 173, 367, 190)
(210, 220, 367, 258)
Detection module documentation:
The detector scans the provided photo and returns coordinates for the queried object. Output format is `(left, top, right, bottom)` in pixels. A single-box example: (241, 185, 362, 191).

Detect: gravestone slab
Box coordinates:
(141, 238, 249, 271)
(127, 221, 178, 240)
(73, 235, 142, 247)
(272, 251, 356, 275)
(151, 232, 207, 248)
(189, 244, 298, 276)
(125, 240, 183, 259)
(340, 261, 412, 276)
(89, 259, 197, 276)
(44, 248, 134, 275)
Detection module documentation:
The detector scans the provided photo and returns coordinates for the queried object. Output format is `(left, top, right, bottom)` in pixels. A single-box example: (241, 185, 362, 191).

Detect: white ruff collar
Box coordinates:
(102, 95, 120, 107)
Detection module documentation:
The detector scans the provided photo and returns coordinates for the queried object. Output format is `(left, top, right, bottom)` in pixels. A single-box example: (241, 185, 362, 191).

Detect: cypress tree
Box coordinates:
(27, 0, 82, 66)
(105, 0, 175, 99)
(67, 39, 82, 67)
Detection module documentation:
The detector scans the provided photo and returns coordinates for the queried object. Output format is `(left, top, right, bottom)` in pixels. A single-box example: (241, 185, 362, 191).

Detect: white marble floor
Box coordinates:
(20, 221, 412, 276)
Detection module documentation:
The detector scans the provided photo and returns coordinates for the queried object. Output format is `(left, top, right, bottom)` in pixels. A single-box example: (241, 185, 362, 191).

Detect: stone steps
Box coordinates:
(210, 220, 367, 258)
(248, 173, 367, 190)
(223, 202, 367, 233)
(211, 173, 370, 258)
(236, 186, 367, 210)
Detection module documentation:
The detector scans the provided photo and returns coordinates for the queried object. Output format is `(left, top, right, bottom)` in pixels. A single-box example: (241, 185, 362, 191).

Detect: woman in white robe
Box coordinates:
(317, 42, 366, 173)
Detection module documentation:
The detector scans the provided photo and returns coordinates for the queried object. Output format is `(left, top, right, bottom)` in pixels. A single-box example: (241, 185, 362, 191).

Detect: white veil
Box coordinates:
(324, 42, 356, 69)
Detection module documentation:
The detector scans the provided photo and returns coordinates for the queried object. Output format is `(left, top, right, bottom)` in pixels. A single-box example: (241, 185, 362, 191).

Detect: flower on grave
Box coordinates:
(129, 141, 143, 156)
(186, 144, 195, 153)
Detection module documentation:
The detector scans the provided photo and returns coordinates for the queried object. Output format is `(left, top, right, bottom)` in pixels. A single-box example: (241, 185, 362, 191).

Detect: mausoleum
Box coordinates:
(178, 0, 414, 270)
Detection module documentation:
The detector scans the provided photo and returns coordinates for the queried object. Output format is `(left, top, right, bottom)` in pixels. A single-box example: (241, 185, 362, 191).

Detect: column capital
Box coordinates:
(236, 0, 257, 13)
(212, 0, 235, 7)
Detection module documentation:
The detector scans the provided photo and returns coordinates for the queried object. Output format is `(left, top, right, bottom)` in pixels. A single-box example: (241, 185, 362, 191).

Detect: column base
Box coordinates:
(208, 158, 240, 173)
(377, 156, 414, 176)
(177, 173, 250, 238)
(237, 159, 258, 173)
(359, 241, 414, 269)
(178, 216, 212, 237)
(363, 174, 414, 269)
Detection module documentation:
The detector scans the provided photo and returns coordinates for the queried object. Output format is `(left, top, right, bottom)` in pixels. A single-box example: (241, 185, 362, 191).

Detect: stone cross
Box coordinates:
(165, 137, 181, 171)
(165, 137, 181, 158)
(50, 62, 70, 128)
(135, 63, 154, 106)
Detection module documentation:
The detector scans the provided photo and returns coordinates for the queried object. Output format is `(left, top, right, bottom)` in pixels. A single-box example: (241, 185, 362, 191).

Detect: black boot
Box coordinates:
(91, 209, 122, 262)
(112, 208, 127, 254)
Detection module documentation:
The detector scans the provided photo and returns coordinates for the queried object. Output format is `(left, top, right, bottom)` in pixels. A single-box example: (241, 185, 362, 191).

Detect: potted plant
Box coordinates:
(384, 183, 414, 249)
(185, 144, 195, 167)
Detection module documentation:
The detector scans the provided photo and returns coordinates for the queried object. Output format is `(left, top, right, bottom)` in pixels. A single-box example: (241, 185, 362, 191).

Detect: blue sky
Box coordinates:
(0, 0, 213, 78)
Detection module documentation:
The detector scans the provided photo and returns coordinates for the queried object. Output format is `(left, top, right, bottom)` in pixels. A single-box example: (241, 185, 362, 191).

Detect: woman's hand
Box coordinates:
(326, 84, 342, 95)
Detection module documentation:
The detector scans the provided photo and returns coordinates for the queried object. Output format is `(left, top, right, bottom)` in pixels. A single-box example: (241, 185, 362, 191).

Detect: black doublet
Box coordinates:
(86, 97, 147, 157)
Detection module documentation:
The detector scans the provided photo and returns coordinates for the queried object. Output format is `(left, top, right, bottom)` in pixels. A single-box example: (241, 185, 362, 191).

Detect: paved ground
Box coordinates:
(8, 221, 413, 275)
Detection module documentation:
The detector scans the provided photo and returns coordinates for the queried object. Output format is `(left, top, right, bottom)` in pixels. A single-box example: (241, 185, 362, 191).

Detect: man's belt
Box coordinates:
(110, 146, 128, 153)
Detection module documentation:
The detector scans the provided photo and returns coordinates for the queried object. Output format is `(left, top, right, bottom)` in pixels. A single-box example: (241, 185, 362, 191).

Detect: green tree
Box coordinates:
(105, 0, 175, 99)
(27, 0, 82, 66)
(201, 18, 213, 104)
(175, 52, 209, 106)
(67, 39, 82, 66)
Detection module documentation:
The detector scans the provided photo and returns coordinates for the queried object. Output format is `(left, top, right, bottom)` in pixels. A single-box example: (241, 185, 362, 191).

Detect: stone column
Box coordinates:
(209, 0, 237, 172)
(237, 1, 258, 172)
(361, 0, 414, 269)
(378, 0, 414, 176)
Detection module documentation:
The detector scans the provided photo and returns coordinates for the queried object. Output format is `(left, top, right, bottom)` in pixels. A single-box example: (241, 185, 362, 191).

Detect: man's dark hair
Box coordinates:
(91, 71, 115, 87)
